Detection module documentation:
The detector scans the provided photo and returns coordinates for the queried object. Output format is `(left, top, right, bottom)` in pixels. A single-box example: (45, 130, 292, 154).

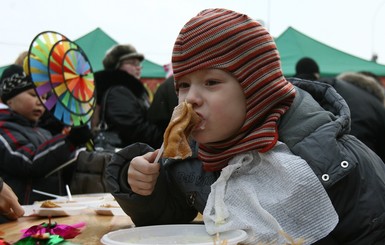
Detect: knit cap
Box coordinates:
(0, 65, 34, 103)
(172, 8, 296, 171)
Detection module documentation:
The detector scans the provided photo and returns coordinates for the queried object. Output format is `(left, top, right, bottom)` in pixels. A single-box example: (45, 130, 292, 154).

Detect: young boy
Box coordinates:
(0, 65, 91, 204)
(106, 9, 385, 244)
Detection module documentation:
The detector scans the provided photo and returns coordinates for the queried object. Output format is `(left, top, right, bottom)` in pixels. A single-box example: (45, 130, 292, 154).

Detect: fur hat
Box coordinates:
(337, 71, 385, 105)
(172, 8, 296, 171)
(103, 44, 144, 70)
(0, 65, 34, 103)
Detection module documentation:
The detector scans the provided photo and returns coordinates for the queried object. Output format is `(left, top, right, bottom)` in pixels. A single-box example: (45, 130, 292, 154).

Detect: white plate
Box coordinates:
(90, 201, 126, 216)
(56, 196, 106, 205)
(33, 206, 87, 217)
(34, 195, 107, 207)
(91, 206, 126, 216)
(101, 224, 247, 245)
(71, 193, 115, 200)
(22, 205, 35, 216)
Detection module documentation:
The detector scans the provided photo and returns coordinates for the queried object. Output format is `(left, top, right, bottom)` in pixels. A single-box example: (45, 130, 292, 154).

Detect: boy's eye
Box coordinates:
(205, 79, 220, 86)
(178, 82, 190, 89)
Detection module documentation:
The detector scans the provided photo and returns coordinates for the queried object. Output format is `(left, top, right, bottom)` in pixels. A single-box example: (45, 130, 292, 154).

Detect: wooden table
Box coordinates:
(0, 208, 134, 245)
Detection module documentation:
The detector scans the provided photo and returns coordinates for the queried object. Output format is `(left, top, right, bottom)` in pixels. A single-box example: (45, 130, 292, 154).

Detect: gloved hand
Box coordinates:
(67, 124, 93, 147)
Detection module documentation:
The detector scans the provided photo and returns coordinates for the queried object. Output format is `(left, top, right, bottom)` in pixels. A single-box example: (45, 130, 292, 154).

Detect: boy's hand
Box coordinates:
(127, 150, 161, 196)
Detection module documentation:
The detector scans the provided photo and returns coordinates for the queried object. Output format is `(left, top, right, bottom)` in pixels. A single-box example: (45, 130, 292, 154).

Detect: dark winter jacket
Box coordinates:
(106, 79, 385, 244)
(0, 109, 77, 204)
(147, 76, 178, 132)
(94, 70, 163, 149)
(320, 75, 385, 163)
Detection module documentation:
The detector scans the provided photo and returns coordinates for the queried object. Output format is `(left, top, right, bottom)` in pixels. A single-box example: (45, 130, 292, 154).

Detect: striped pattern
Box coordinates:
(172, 9, 296, 171)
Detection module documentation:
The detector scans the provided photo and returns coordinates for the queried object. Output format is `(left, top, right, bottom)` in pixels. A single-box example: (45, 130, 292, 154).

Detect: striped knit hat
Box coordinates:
(172, 8, 296, 172)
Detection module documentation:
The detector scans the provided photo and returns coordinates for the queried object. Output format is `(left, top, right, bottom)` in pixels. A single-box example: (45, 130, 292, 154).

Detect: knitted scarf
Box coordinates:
(172, 8, 296, 171)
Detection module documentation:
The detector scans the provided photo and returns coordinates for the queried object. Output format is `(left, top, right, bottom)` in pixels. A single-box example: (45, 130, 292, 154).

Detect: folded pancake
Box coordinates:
(163, 101, 201, 159)
(40, 200, 61, 208)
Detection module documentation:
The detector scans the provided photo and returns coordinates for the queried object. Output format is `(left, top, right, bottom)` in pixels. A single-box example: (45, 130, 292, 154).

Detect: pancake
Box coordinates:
(163, 101, 201, 159)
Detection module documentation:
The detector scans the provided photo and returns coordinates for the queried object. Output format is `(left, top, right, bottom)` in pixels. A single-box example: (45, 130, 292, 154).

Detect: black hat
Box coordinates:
(295, 57, 320, 75)
(0, 65, 35, 103)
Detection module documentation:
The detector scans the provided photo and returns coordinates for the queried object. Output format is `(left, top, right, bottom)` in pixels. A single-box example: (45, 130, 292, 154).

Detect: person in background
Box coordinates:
(147, 75, 178, 132)
(359, 70, 385, 89)
(92, 44, 163, 149)
(329, 71, 385, 162)
(0, 65, 92, 204)
(293, 57, 385, 163)
(0, 177, 24, 223)
(338, 71, 385, 105)
(294, 57, 320, 80)
(0, 68, 11, 108)
(14, 51, 28, 67)
(0, 51, 29, 106)
(0, 50, 63, 135)
(106, 8, 385, 244)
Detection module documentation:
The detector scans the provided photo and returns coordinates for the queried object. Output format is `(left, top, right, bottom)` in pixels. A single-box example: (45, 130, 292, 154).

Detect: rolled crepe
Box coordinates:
(163, 101, 201, 159)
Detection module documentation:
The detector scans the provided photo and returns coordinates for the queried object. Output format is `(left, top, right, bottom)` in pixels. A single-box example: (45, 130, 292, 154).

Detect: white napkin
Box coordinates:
(203, 141, 338, 245)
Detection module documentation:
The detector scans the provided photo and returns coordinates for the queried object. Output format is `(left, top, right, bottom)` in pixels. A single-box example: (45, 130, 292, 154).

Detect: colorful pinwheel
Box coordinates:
(26, 31, 95, 127)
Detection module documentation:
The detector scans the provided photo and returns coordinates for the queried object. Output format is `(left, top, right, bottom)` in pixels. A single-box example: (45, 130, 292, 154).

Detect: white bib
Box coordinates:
(203, 141, 338, 245)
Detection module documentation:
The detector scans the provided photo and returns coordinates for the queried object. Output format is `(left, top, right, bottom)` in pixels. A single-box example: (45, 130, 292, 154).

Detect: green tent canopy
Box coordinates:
(0, 27, 166, 79)
(275, 27, 385, 77)
(75, 27, 117, 72)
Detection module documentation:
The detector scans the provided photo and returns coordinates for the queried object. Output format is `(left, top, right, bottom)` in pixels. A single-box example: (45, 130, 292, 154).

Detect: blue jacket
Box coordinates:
(106, 79, 385, 244)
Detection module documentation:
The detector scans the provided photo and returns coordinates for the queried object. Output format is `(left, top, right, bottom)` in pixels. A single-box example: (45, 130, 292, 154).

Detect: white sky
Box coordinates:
(1, 0, 385, 68)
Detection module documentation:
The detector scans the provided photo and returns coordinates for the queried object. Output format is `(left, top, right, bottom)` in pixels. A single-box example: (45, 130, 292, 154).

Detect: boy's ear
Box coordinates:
(6, 98, 13, 107)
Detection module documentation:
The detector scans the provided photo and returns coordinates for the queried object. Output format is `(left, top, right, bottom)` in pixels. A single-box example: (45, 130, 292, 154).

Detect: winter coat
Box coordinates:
(106, 78, 385, 244)
(94, 70, 163, 149)
(320, 75, 385, 163)
(0, 109, 77, 204)
(147, 76, 178, 132)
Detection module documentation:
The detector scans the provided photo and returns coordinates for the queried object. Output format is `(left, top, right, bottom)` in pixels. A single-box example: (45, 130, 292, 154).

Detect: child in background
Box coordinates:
(106, 9, 385, 244)
(0, 65, 91, 204)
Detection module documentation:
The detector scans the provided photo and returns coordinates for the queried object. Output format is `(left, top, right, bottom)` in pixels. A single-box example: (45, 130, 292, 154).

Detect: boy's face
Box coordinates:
(177, 68, 246, 144)
(6, 89, 46, 123)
